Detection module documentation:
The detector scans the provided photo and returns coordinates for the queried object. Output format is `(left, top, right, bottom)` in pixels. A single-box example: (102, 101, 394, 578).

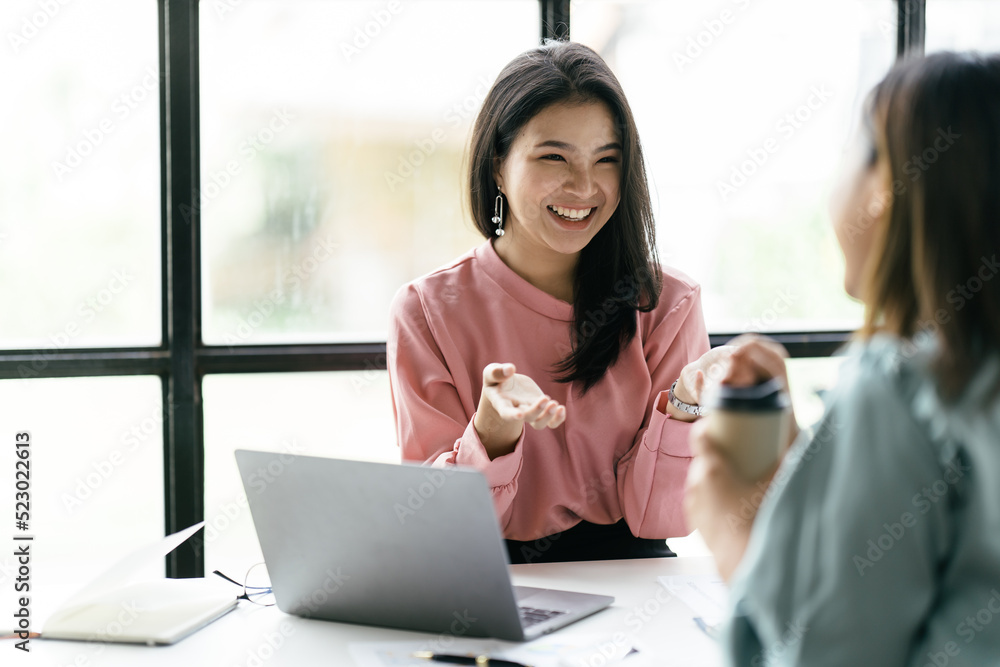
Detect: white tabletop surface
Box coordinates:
(5, 555, 724, 667)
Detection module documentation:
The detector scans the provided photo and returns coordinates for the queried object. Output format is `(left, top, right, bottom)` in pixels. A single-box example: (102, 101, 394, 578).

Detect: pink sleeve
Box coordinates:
(387, 284, 523, 526)
(616, 286, 710, 539)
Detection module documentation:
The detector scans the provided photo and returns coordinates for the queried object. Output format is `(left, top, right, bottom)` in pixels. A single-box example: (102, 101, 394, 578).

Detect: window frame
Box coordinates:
(0, 0, 922, 577)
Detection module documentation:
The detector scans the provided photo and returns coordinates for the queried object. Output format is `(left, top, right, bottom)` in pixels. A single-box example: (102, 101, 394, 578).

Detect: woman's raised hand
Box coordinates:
(664, 345, 737, 422)
(719, 334, 792, 389)
(683, 334, 799, 580)
(675, 345, 738, 406)
(718, 334, 799, 453)
(474, 363, 566, 460)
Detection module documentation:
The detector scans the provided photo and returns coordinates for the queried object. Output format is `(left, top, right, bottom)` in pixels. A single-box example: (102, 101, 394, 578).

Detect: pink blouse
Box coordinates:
(387, 241, 710, 541)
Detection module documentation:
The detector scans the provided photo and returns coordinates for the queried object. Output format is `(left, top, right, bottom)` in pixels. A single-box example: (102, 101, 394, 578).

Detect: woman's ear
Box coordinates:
(492, 158, 504, 194)
(863, 158, 894, 223)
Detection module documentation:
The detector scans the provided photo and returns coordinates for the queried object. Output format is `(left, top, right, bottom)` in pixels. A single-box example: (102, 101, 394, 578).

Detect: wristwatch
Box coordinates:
(668, 379, 705, 417)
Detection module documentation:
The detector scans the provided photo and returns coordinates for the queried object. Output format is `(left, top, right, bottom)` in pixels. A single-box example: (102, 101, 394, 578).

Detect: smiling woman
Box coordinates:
(388, 41, 731, 564)
(493, 101, 622, 301)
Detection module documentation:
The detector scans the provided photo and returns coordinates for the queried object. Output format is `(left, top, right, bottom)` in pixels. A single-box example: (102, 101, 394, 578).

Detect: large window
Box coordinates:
(573, 0, 895, 333)
(0, 376, 165, 597)
(0, 0, 164, 597)
(200, 1, 539, 344)
(0, 0, 161, 349)
(926, 0, 1000, 52)
(1, 0, 954, 577)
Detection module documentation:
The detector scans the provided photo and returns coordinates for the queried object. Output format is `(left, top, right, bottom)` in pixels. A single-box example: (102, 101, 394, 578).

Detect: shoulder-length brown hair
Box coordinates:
(859, 51, 1000, 400)
(467, 41, 661, 393)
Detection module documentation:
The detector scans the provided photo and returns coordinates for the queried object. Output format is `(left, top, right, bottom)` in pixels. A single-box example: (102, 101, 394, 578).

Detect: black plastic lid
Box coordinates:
(705, 376, 791, 412)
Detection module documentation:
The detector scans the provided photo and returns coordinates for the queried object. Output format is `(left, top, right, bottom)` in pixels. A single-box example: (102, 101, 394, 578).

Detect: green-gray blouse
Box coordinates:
(724, 334, 1000, 666)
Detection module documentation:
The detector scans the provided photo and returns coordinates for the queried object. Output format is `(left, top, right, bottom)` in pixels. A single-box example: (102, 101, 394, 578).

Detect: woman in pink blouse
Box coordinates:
(388, 41, 728, 563)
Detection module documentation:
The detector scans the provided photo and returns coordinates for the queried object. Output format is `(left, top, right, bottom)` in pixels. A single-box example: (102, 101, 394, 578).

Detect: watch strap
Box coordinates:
(668, 379, 705, 417)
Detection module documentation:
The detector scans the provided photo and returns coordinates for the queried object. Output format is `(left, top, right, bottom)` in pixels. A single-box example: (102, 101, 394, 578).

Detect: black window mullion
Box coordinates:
(197, 343, 388, 375)
(161, 0, 204, 579)
(897, 0, 926, 58)
(540, 0, 570, 41)
(710, 331, 852, 358)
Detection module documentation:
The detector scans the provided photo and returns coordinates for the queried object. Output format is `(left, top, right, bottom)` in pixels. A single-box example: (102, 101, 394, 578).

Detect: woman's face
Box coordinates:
(829, 118, 892, 301)
(494, 100, 622, 260)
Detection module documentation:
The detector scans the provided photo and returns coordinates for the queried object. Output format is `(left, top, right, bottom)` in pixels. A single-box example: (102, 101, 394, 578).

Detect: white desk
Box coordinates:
(9, 557, 723, 666)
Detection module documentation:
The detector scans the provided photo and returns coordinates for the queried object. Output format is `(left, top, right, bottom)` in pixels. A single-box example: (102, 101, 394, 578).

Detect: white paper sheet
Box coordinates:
(657, 574, 729, 627)
(52, 521, 207, 612)
(40, 522, 232, 643)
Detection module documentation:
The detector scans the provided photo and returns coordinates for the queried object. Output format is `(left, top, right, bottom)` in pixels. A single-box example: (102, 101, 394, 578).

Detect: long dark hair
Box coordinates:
(468, 41, 661, 393)
(859, 51, 1000, 401)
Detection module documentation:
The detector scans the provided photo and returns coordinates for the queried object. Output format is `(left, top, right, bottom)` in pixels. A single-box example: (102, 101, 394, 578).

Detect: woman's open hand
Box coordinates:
(475, 363, 565, 459)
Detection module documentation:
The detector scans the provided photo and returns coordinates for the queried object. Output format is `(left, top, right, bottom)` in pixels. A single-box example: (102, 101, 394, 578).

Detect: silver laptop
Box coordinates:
(234, 450, 614, 641)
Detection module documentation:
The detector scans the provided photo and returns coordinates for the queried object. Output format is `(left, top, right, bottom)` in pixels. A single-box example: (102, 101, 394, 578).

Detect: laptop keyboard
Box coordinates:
(518, 605, 567, 628)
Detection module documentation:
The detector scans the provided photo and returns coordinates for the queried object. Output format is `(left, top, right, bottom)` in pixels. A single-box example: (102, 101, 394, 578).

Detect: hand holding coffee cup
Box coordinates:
(700, 335, 798, 481)
(703, 377, 792, 481)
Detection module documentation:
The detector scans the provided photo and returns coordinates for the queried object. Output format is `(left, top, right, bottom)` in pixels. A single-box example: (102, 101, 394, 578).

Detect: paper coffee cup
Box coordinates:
(703, 377, 791, 481)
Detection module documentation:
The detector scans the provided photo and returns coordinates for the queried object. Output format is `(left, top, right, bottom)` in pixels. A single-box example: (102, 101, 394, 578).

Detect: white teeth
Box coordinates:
(550, 206, 593, 220)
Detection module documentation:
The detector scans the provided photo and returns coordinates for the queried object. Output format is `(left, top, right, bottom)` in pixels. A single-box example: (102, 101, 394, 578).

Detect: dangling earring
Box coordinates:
(492, 190, 505, 236)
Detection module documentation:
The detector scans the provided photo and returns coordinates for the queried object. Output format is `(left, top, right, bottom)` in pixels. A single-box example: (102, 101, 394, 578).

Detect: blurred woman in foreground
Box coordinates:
(686, 52, 1000, 665)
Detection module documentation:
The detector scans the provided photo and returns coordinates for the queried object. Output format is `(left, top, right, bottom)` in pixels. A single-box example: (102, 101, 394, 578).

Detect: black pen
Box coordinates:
(411, 650, 533, 667)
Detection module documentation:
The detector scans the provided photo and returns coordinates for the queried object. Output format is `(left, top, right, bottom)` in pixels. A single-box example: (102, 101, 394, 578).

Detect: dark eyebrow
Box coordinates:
(534, 140, 622, 153)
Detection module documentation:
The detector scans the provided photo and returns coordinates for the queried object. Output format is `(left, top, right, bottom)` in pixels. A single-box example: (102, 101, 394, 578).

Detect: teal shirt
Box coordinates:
(724, 335, 1000, 666)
